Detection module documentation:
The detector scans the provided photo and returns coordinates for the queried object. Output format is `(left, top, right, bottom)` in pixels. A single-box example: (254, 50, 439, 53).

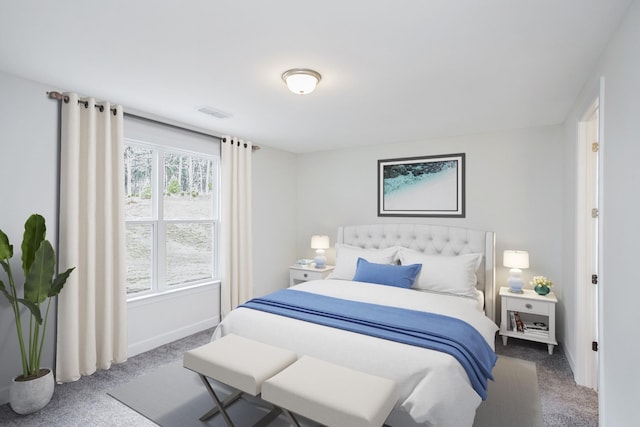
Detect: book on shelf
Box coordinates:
(523, 320, 549, 338)
(512, 312, 524, 333)
(523, 321, 548, 331)
(509, 313, 549, 336)
(523, 329, 550, 338)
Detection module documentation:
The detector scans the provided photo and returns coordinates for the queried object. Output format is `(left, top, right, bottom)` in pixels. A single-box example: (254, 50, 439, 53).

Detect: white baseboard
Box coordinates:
(127, 317, 219, 358)
(565, 344, 577, 380)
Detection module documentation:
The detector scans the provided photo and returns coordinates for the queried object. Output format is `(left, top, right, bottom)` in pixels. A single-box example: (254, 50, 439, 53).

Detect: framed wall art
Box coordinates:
(377, 153, 465, 217)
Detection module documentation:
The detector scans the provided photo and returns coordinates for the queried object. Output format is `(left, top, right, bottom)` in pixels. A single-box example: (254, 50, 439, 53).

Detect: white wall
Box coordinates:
(127, 284, 220, 356)
(252, 146, 298, 297)
(0, 71, 59, 403)
(564, 1, 640, 424)
(560, 107, 580, 378)
(295, 126, 565, 330)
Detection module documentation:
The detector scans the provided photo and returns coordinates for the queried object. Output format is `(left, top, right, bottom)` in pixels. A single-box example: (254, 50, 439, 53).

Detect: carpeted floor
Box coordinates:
(108, 361, 318, 427)
(0, 328, 598, 426)
(495, 339, 598, 426)
(107, 354, 541, 427)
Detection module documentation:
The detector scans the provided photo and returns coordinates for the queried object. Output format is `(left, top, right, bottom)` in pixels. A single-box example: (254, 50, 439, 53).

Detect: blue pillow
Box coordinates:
(352, 257, 422, 288)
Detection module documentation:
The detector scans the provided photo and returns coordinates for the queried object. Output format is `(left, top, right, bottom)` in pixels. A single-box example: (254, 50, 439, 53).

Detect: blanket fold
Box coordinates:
(240, 289, 497, 399)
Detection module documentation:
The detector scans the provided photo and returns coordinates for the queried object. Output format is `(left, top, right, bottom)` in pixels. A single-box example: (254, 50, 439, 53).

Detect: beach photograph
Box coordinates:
(378, 154, 464, 216)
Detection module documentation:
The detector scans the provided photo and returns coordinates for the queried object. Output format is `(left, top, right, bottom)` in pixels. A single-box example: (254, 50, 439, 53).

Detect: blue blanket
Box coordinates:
(240, 289, 497, 399)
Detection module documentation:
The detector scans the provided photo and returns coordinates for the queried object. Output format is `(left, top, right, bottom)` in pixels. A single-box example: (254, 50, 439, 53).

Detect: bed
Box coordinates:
(212, 223, 499, 427)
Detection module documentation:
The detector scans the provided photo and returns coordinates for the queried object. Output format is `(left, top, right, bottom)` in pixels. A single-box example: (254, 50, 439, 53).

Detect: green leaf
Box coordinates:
(0, 259, 10, 275)
(17, 298, 43, 325)
(24, 240, 55, 305)
(0, 229, 13, 261)
(50, 267, 75, 297)
(21, 214, 46, 277)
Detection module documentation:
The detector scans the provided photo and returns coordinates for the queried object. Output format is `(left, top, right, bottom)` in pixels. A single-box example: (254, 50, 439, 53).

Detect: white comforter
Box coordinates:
(211, 280, 499, 427)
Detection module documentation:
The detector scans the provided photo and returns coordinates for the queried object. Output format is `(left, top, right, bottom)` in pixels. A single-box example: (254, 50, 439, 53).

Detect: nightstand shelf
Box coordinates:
(289, 265, 334, 287)
(499, 287, 558, 354)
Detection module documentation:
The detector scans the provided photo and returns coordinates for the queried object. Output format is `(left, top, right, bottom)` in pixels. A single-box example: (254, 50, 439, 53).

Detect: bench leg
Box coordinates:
(199, 389, 242, 421)
(253, 406, 284, 427)
(280, 408, 301, 427)
(197, 374, 289, 427)
(198, 374, 238, 426)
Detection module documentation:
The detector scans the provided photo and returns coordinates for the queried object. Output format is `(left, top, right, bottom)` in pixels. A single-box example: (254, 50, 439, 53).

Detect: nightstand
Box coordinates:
(289, 265, 334, 287)
(499, 287, 558, 354)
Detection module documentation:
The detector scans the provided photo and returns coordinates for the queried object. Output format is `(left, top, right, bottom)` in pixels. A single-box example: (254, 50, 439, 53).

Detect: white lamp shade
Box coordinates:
(311, 235, 330, 249)
(503, 250, 529, 269)
(282, 69, 321, 95)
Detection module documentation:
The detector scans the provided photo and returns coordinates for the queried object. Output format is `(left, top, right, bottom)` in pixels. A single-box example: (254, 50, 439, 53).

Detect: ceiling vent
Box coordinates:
(196, 106, 232, 119)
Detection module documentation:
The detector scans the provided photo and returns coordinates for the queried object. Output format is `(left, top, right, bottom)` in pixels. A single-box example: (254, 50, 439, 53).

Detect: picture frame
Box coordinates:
(377, 153, 465, 217)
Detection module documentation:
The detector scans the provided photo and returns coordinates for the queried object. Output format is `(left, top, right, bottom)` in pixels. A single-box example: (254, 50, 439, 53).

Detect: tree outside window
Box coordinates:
(124, 144, 219, 296)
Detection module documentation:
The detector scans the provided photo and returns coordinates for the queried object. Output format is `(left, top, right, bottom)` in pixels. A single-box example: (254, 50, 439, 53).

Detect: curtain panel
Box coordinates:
(56, 93, 127, 383)
(220, 136, 253, 317)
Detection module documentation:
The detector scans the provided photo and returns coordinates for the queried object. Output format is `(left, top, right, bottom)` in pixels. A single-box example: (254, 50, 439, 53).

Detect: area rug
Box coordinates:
(474, 355, 543, 427)
(108, 355, 542, 427)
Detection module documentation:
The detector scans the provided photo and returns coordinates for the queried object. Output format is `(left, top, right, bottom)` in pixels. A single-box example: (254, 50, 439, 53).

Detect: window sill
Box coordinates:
(126, 280, 221, 307)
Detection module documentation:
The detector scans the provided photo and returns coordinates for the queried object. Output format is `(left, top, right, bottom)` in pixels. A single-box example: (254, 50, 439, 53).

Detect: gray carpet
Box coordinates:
(0, 329, 597, 426)
(108, 355, 541, 427)
(494, 339, 598, 427)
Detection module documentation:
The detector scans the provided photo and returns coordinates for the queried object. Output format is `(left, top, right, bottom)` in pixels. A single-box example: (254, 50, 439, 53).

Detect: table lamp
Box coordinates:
(311, 235, 330, 269)
(503, 250, 529, 293)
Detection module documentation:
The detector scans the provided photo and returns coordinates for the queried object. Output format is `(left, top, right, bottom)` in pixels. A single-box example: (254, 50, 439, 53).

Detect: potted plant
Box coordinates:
(531, 275, 553, 296)
(0, 214, 75, 414)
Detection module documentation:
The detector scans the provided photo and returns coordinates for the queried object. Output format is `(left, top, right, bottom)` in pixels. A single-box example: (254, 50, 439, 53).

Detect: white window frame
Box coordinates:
(124, 116, 220, 300)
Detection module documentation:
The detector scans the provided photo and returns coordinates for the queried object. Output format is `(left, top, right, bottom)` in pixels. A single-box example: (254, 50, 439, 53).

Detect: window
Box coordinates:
(123, 116, 220, 296)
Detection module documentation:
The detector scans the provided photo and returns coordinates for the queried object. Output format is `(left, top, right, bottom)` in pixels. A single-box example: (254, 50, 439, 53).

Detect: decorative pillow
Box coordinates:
(329, 244, 400, 280)
(398, 248, 483, 297)
(352, 258, 422, 288)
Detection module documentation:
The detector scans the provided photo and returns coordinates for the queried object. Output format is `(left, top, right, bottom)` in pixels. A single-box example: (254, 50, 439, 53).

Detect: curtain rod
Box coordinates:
(46, 91, 260, 151)
(47, 90, 117, 115)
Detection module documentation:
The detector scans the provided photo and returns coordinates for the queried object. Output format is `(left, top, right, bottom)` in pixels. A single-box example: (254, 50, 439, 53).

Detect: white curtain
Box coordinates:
(56, 93, 127, 383)
(220, 136, 253, 317)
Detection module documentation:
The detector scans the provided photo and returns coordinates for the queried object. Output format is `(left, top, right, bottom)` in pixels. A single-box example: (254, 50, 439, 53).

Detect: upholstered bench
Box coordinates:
(183, 334, 297, 427)
(262, 355, 399, 427)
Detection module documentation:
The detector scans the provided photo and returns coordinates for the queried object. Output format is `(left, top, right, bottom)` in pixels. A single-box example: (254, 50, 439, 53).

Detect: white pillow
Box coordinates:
(329, 244, 400, 280)
(398, 248, 483, 297)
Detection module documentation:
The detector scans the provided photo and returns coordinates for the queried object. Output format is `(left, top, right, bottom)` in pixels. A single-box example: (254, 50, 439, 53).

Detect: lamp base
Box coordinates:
(507, 270, 525, 294)
(314, 256, 326, 269)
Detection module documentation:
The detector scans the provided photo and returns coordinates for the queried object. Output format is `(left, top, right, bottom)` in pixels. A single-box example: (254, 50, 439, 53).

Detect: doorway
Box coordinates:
(575, 82, 602, 390)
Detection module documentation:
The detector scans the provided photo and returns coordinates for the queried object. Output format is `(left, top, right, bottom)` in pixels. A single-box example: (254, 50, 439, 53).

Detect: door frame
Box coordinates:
(574, 77, 604, 391)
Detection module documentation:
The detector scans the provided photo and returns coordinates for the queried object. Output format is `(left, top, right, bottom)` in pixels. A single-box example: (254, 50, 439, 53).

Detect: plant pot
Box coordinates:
(534, 285, 550, 296)
(9, 368, 54, 415)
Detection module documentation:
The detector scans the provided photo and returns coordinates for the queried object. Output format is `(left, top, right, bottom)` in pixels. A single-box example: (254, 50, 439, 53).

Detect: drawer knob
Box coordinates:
(526, 303, 532, 309)
(303, 273, 308, 278)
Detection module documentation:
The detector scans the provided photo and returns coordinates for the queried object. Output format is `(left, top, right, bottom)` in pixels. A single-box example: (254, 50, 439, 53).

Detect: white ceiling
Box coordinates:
(0, 0, 632, 153)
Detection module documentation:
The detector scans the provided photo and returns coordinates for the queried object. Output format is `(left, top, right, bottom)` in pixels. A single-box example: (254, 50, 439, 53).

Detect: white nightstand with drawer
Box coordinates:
(289, 265, 334, 287)
(499, 287, 558, 354)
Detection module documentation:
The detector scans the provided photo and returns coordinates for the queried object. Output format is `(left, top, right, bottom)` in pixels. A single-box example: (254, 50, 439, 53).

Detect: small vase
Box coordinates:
(534, 285, 550, 296)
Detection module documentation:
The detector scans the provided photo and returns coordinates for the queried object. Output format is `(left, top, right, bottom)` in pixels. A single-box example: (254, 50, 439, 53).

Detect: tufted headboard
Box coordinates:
(337, 224, 496, 323)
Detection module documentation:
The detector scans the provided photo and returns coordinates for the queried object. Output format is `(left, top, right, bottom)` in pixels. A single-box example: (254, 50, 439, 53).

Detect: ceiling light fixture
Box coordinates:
(281, 68, 322, 95)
